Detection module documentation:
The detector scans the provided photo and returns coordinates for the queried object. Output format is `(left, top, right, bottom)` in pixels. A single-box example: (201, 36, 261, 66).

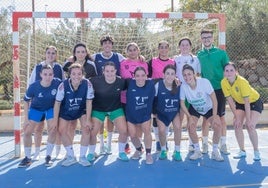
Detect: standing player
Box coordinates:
(197, 29, 230, 155)
(28, 46, 65, 160)
(155, 65, 182, 161)
(126, 67, 155, 164)
(54, 63, 94, 167)
(221, 62, 263, 161)
(18, 65, 61, 167)
(147, 41, 175, 152)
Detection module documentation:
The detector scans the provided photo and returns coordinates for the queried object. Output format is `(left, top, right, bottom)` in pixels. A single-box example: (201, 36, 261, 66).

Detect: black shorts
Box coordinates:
(188, 105, 213, 119)
(215, 89, 226, 117)
(235, 98, 263, 113)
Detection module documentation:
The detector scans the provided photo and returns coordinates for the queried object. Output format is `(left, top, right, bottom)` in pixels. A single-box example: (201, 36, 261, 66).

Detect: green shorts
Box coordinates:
(92, 108, 125, 122)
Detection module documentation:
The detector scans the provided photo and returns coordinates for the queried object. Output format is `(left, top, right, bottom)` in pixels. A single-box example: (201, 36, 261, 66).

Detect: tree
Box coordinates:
(0, 7, 13, 100)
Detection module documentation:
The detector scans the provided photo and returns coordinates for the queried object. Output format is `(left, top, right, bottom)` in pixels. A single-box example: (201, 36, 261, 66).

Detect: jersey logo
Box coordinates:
(38, 93, 43, 98)
(69, 98, 82, 107)
(165, 99, 178, 108)
(51, 89, 57, 96)
(135, 96, 148, 105)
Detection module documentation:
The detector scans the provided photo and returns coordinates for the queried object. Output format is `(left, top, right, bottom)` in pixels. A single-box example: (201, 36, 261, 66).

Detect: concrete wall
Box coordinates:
(1, 105, 268, 132)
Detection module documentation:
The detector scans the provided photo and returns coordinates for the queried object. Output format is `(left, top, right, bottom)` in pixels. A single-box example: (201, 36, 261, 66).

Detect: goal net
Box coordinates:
(13, 11, 225, 157)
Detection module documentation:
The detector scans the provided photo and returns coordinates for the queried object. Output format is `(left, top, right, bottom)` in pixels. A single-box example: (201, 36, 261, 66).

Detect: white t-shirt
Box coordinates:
(174, 54, 201, 83)
(180, 78, 214, 115)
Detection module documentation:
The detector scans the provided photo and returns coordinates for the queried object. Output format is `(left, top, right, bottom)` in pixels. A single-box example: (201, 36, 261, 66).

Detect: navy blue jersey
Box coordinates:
(24, 79, 61, 111)
(29, 62, 64, 85)
(56, 78, 94, 120)
(155, 80, 180, 126)
(90, 76, 126, 112)
(94, 53, 121, 76)
(125, 79, 155, 124)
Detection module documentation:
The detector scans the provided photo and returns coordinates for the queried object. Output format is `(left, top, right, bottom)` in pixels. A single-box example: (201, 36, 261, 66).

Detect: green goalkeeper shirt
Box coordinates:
(197, 45, 229, 90)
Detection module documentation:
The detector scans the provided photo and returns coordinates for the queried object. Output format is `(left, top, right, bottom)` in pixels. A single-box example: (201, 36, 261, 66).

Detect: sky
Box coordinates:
(2, 0, 180, 12)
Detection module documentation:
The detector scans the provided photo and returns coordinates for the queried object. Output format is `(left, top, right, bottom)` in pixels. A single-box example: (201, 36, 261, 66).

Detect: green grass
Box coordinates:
(0, 100, 13, 110)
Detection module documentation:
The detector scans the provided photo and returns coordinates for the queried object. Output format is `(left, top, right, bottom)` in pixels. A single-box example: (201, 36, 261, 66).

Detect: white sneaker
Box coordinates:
(146, 153, 154, 165)
(62, 156, 77, 167)
(79, 156, 91, 167)
(202, 143, 208, 154)
(190, 150, 202, 160)
(131, 150, 143, 160)
(253, 151, 261, 161)
(188, 145, 194, 152)
(233, 150, 246, 159)
(211, 150, 224, 162)
(220, 144, 230, 155)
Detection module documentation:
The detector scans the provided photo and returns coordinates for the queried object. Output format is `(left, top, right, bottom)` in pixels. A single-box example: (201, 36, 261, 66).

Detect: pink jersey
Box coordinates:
(151, 57, 175, 79)
(120, 59, 148, 79)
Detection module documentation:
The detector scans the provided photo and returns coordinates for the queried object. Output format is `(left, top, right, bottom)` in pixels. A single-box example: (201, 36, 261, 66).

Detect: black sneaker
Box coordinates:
(45, 155, 53, 167)
(18, 157, 32, 168)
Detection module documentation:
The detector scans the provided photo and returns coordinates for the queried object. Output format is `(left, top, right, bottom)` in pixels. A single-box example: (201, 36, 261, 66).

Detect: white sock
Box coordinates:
(194, 143, 200, 151)
(161, 146, 166, 151)
(220, 136, 226, 145)
(107, 132, 113, 148)
(65, 145, 74, 157)
(24, 147, 31, 158)
(213, 144, 219, 152)
(118, 142, 126, 153)
(88, 145, 96, 154)
(175, 145, 180, 152)
(35, 147, 40, 156)
(99, 134, 104, 147)
(153, 127, 159, 142)
(55, 145, 61, 156)
(202, 137, 208, 144)
(189, 137, 193, 145)
(80, 145, 88, 157)
(46, 142, 54, 156)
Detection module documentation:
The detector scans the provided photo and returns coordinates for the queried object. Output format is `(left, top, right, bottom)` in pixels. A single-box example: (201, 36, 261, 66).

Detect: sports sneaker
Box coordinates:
(79, 156, 91, 166)
(61, 156, 77, 167)
(202, 143, 208, 154)
(18, 157, 32, 168)
(33, 153, 40, 161)
(190, 150, 202, 160)
(146, 153, 153, 165)
(253, 151, 261, 161)
(159, 150, 167, 160)
(220, 144, 230, 155)
(131, 150, 143, 160)
(87, 153, 96, 162)
(211, 151, 224, 162)
(156, 141, 161, 152)
(118, 152, 129, 161)
(45, 155, 53, 167)
(188, 145, 194, 152)
(233, 150, 246, 159)
(125, 143, 131, 154)
(173, 151, 182, 161)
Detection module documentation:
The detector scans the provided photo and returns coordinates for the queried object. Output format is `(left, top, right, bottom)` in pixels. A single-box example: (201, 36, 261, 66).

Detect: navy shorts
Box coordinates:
(235, 98, 263, 113)
(188, 105, 213, 119)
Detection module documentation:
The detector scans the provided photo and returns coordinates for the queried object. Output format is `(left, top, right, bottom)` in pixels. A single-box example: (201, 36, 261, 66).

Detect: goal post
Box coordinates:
(12, 11, 226, 158)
